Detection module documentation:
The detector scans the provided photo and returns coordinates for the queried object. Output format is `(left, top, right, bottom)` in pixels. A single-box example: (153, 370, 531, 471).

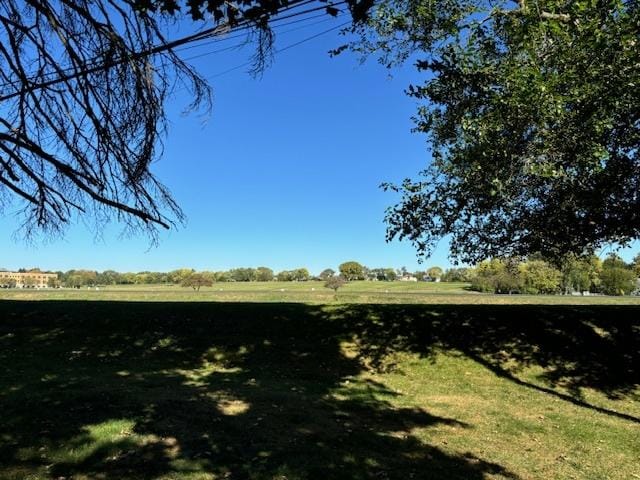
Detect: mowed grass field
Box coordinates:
(3, 281, 640, 304)
(0, 285, 639, 479)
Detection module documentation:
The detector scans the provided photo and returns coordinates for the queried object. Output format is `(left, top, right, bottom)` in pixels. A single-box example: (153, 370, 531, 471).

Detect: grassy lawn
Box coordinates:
(2, 281, 640, 304)
(0, 293, 638, 479)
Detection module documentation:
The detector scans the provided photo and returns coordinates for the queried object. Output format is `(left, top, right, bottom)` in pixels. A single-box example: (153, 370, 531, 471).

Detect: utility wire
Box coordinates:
(0, 0, 332, 91)
(174, 9, 343, 55)
(0, 0, 348, 100)
(206, 20, 350, 79)
(181, 12, 345, 62)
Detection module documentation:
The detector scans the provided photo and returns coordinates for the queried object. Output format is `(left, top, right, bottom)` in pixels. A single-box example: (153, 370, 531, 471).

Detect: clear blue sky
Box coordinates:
(0, 14, 637, 274)
(0, 16, 449, 275)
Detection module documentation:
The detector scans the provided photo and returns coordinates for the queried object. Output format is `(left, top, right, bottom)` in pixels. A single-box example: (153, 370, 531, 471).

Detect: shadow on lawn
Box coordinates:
(0, 300, 638, 479)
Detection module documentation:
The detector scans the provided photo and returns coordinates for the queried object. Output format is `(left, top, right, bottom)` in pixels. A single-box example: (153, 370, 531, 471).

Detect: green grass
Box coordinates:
(3, 281, 640, 305)
(0, 295, 638, 479)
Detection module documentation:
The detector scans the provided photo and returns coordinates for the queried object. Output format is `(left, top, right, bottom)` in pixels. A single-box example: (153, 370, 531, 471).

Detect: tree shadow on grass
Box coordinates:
(340, 304, 640, 421)
(0, 301, 517, 480)
(1, 300, 638, 478)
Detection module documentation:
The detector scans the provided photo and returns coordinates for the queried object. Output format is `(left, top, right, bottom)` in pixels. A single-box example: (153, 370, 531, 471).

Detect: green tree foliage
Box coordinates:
(292, 268, 310, 282)
(518, 260, 561, 294)
(384, 268, 397, 281)
(215, 271, 232, 282)
(339, 261, 365, 281)
(600, 267, 636, 296)
(181, 272, 214, 291)
(426, 267, 443, 281)
(441, 268, 475, 283)
(63, 270, 98, 288)
(256, 267, 274, 282)
(560, 257, 593, 294)
(275, 268, 310, 281)
(366, 268, 397, 281)
(229, 268, 257, 282)
(599, 255, 635, 295)
(319, 269, 336, 280)
(602, 253, 628, 270)
(97, 270, 123, 285)
(471, 258, 523, 294)
(348, 0, 640, 263)
(632, 254, 640, 278)
(276, 270, 293, 282)
(168, 269, 195, 285)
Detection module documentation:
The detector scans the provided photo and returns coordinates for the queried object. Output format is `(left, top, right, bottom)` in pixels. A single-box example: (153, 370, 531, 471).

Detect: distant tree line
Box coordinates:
(462, 254, 640, 296)
(6, 254, 640, 296)
(43, 262, 411, 288)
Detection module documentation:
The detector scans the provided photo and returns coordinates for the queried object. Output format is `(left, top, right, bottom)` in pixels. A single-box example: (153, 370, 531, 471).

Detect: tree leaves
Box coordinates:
(350, 0, 640, 263)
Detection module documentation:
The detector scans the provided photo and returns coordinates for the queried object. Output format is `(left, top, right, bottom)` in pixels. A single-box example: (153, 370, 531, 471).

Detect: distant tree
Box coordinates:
(603, 253, 628, 270)
(168, 269, 195, 285)
(134, 272, 150, 284)
(64, 269, 98, 288)
(319, 269, 336, 280)
(120, 272, 137, 285)
(214, 271, 231, 282)
(560, 258, 591, 294)
(140, 271, 168, 284)
(493, 272, 522, 295)
(325, 276, 347, 297)
(182, 272, 213, 291)
(441, 267, 475, 283)
(276, 270, 293, 282)
(229, 268, 257, 282)
(600, 267, 636, 296)
(414, 271, 426, 281)
(632, 254, 640, 278)
(426, 267, 443, 281)
(47, 277, 61, 289)
(368, 268, 386, 281)
(339, 261, 365, 281)
(291, 268, 310, 282)
(255, 267, 274, 282)
(98, 270, 122, 285)
(471, 259, 520, 294)
(384, 268, 397, 281)
(518, 260, 561, 294)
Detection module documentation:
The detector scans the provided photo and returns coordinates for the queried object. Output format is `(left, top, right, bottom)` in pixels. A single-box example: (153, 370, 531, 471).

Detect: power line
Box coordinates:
(206, 20, 350, 79)
(0, 0, 348, 100)
(181, 12, 346, 62)
(174, 9, 343, 55)
(0, 0, 332, 92)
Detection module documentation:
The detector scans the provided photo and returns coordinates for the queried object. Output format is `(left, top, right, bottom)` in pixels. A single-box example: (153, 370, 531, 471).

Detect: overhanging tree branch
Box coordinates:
(1, 0, 370, 241)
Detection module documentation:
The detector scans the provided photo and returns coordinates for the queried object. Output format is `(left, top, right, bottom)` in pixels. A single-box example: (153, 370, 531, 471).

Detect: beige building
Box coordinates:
(0, 271, 58, 288)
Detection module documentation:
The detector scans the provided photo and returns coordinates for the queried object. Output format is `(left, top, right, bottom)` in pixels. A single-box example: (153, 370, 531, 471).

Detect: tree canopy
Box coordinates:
(346, 0, 640, 263)
(339, 261, 365, 280)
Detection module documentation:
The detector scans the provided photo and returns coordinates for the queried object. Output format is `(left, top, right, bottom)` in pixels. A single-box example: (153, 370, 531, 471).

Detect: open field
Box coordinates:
(2, 281, 640, 305)
(0, 293, 639, 479)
